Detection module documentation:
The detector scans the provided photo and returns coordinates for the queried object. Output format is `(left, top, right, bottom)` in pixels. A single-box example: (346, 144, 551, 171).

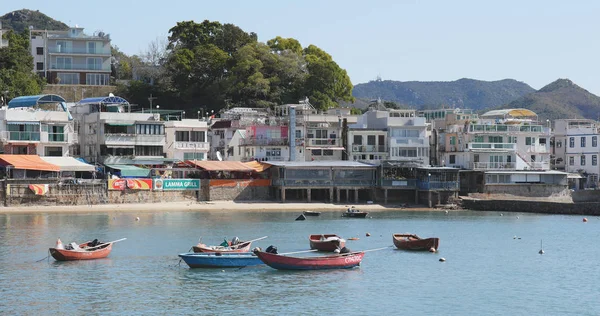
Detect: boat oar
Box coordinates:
(243, 236, 268, 244)
(85, 238, 127, 251)
(359, 246, 394, 253)
(278, 249, 318, 255)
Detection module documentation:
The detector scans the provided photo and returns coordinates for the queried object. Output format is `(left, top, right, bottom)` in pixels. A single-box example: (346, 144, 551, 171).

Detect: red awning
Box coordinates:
(186, 160, 254, 171)
(0, 155, 60, 171)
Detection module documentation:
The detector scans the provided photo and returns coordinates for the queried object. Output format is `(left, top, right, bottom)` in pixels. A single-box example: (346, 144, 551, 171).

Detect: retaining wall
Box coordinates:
(205, 179, 271, 201)
(462, 198, 600, 215)
(484, 184, 568, 197)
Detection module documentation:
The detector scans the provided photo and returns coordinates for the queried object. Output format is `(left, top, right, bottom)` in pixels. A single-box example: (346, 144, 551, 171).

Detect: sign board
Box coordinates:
(154, 178, 200, 191)
(108, 179, 152, 191)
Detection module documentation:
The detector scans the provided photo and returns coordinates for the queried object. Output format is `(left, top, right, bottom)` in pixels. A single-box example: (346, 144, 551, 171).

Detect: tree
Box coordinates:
(0, 30, 44, 99)
(267, 36, 302, 55)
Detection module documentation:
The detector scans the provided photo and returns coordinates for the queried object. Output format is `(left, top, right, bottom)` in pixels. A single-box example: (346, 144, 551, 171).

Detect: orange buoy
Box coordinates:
(583, 218, 588, 222)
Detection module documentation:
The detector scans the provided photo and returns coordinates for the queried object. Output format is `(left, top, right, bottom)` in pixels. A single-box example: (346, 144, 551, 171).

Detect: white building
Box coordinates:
(164, 119, 209, 161)
(0, 22, 8, 48)
(553, 119, 600, 187)
(30, 26, 111, 85)
(438, 108, 551, 170)
(3, 94, 76, 156)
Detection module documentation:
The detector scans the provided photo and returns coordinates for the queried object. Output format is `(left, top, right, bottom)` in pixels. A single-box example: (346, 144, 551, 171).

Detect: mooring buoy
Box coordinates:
(439, 258, 446, 262)
(583, 218, 588, 222)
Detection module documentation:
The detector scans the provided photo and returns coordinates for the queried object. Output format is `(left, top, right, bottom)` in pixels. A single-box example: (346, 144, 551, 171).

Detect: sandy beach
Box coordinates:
(0, 200, 439, 214)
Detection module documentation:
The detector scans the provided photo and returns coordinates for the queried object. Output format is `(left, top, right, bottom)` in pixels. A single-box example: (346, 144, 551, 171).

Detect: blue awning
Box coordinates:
(104, 164, 150, 178)
(77, 96, 130, 106)
(7, 121, 40, 125)
(8, 94, 66, 108)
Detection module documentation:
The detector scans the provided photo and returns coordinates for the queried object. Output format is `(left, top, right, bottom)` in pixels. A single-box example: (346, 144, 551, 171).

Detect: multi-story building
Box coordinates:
(164, 119, 209, 161)
(3, 94, 76, 156)
(437, 108, 551, 170)
(553, 119, 600, 187)
(239, 124, 290, 162)
(0, 22, 8, 48)
(70, 96, 168, 164)
(209, 108, 268, 161)
(30, 26, 111, 85)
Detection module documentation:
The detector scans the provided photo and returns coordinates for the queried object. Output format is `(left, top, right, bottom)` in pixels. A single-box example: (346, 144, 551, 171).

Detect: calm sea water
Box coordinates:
(1, 209, 599, 315)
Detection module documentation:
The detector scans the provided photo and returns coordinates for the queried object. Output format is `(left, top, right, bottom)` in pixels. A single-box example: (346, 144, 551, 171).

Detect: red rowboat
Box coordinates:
(49, 241, 112, 261)
(193, 241, 252, 253)
(392, 234, 440, 251)
(309, 234, 346, 252)
(254, 251, 365, 270)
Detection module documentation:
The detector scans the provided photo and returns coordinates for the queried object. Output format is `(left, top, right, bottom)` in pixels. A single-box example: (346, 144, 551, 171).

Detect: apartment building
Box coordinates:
(554, 119, 600, 187)
(164, 119, 209, 161)
(0, 22, 8, 48)
(30, 26, 111, 85)
(3, 94, 76, 156)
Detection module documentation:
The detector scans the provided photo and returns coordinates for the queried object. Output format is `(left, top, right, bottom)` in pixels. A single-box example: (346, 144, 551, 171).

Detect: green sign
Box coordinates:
(154, 179, 200, 191)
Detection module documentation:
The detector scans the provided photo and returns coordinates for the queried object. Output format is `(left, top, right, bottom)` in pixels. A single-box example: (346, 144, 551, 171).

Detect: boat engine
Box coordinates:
(231, 236, 240, 245)
(340, 247, 351, 254)
(265, 245, 278, 254)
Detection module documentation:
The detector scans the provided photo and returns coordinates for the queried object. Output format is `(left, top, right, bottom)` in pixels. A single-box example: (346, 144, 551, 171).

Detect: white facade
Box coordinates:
(164, 119, 209, 161)
(30, 27, 111, 85)
(553, 119, 600, 186)
(0, 22, 8, 48)
(0, 106, 75, 156)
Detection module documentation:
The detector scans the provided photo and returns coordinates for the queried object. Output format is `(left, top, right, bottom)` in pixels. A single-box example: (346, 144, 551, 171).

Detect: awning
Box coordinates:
(106, 145, 135, 149)
(40, 157, 95, 172)
(104, 164, 150, 177)
(106, 122, 135, 126)
(244, 161, 272, 172)
(187, 160, 253, 171)
(0, 155, 60, 172)
(8, 94, 66, 108)
(306, 147, 345, 150)
(568, 173, 584, 179)
(7, 121, 40, 125)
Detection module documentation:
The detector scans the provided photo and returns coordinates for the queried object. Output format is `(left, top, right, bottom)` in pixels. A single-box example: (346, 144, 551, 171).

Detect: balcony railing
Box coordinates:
(525, 145, 549, 154)
(381, 179, 417, 188)
(6, 131, 40, 142)
(105, 134, 136, 144)
(418, 181, 459, 190)
(528, 161, 550, 170)
(240, 138, 289, 146)
(468, 143, 516, 150)
(48, 133, 65, 142)
(173, 142, 210, 150)
(272, 179, 376, 187)
(351, 145, 386, 153)
(471, 162, 516, 170)
(309, 138, 339, 146)
(50, 63, 111, 71)
(470, 124, 550, 134)
(390, 138, 425, 146)
(48, 47, 111, 55)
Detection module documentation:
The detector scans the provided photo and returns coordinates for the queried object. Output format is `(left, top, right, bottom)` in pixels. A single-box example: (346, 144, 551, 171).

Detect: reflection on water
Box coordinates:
(1, 210, 600, 314)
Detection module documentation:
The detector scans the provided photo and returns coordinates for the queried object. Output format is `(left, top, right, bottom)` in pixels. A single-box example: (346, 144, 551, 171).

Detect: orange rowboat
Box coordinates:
(49, 238, 126, 261)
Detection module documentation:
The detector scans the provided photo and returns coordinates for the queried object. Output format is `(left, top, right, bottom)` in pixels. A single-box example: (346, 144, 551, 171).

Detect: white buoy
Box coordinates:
(500, 213, 503, 216)
(439, 257, 446, 262)
(135, 217, 140, 221)
(513, 236, 517, 239)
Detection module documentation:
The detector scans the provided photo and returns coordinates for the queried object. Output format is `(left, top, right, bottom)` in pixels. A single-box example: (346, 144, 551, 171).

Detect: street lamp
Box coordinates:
(182, 111, 185, 120)
(197, 110, 200, 120)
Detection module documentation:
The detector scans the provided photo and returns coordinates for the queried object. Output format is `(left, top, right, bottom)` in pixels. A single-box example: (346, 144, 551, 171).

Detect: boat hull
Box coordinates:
(303, 211, 321, 216)
(178, 252, 263, 268)
(309, 234, 346, 252)
(49, 243, 112, 261)
(342, 212, 368, 218)
(393, 234, 440, 251)
(193, 241, 252, 253)
(255, 251, 364, 270)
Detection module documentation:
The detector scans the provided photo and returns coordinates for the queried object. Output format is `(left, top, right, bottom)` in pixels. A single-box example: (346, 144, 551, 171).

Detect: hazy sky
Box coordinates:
(8, 0, 600, 94)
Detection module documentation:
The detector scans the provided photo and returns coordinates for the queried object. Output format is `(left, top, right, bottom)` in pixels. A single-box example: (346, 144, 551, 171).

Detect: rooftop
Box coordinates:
(264, 161, 376, 168)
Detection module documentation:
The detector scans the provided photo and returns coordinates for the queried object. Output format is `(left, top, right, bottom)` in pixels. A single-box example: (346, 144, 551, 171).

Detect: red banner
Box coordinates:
(108, 179, 152, 190)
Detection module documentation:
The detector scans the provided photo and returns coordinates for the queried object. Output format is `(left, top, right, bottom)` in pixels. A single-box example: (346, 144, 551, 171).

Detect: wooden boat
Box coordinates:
(254, 250, 365, 270)
(193, 241, 252, 253)
(49, 241, 112, 261)
(392, 234, 440, 251)
(309, 234, 346, 252)
(342, 208, 369, 218)
(303, 211, 321, 216)
(178, 252, 263, 268)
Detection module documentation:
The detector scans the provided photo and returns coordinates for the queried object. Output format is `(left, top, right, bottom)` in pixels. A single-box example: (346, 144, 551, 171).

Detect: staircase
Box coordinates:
(516, 151, 533, 169)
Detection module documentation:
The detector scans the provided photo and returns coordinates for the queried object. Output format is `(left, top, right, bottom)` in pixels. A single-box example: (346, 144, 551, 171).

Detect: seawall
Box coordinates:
(461, 197, 600, 216)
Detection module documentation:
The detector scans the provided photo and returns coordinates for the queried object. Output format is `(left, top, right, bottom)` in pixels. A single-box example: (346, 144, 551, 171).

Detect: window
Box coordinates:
(191, 131, 205, 142)
(473, 136, 484, 143)
(311, 149, 322, 156)
(556, 140, 562, 148)
(86, 73, 109, 85)
(581, 137, 586, 148)
(353, 135, 362, 145)
(57, 73, 79, 84)
(593, 136, 598, 147)
(391, 129, 419, 137)
(569, 137, 575, 148)
(323, 150, 334, 156)
(295, 130, 302, 139)
(87, 57, 102, 70)
(315, 130, 328, 138)
(367, 135, 376, 145)
(525, 137, 535, 146)
(56, 57, 72, 69)
(449, 155, 456, 164)
(134, 146, 163, 156)
(56, 40, 72, 53)
(175, 131, 189, 141)
(508, 136, 517, 143)
(87, 41, 98, 54)
(183, 153, 204, 160)
(569, 156, 574, 166)
(44, 146, 62, 157)
(136, 124, 164, 135)
(449, 136, 456, 145)
(36, 62, 44, 71)
(539, 138, 546, 145)
(488, 136, 503, 143)
(36, 47, 44, 55)
(48, 125, 65, 142)
(593, 155, 598, 166)
(581, 155, 586, 166)
(8, 123, 40, 141)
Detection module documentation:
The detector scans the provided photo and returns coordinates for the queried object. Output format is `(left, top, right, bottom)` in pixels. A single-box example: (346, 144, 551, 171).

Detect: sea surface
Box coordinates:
(1, 209, 599, 315)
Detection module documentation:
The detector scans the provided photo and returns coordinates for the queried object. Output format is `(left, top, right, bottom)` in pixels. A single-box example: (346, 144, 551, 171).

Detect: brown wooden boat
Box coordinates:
(193, 241, 252, 253)
(49, 241, 113, 261)
(392, 234, 440, 251)
(309, 234, 346, 252)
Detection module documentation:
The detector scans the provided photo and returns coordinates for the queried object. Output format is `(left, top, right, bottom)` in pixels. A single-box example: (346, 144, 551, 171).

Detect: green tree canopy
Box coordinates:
(0, 30, 44, 100)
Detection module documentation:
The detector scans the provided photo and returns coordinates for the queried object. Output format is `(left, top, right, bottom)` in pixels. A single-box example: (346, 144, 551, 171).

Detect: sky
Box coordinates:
(7, 0, 600, 94)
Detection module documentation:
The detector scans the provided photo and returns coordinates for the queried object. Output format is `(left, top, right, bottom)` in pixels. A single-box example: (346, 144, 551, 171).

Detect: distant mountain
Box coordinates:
(0, 9, 68, 33)
(500, 79, 600, 121)
(352, 78, 535, 111)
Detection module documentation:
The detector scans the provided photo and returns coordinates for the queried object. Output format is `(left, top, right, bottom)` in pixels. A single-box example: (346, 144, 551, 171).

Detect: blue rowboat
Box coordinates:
(178, 252, 263, 268)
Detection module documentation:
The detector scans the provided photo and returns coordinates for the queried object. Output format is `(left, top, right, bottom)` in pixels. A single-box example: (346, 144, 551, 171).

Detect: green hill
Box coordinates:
(0, 9, 68, 33)
(352, 78, 535, 111)
(501, 79, 600, 121)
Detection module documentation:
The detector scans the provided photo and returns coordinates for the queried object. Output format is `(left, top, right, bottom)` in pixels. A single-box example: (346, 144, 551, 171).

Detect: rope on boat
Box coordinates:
(35, 250, 50, 263)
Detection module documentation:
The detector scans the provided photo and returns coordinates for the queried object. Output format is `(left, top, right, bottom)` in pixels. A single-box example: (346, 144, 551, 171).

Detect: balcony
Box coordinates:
(390, 138, 425, 146)
(309, 138, 339, 146)
(50, 63, 111, 72)
(48, 47, 111, 55)
(105, 134, 136, 145)
(468, 143, 516, 150)
(525, 145, 550, 154)
(240, 137, 289, 146)
(471, 162, 516, 170)
(135, 134, 165, 145)
(4, 131, 40, 142)
(351, 145, 386, 153)
(381, 179, 417, 188)
(528, 161, 550, 170)
(173, 142, 210, 150)
(418, 181, 459, 190)
(470, 124, 550, 134)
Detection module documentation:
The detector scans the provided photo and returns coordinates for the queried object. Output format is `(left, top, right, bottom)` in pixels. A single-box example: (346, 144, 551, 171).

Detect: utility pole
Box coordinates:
(147, 94, 157, 113)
